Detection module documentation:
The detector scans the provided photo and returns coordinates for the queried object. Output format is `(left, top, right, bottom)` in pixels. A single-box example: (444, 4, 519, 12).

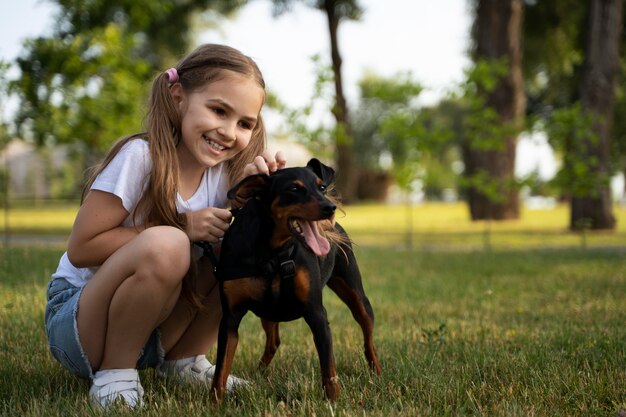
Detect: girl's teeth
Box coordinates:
(209, 141, 224, 151)
(203, 136, 225, 151)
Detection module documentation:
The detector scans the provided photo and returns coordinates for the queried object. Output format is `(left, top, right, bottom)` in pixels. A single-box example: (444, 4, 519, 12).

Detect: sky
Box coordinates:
(0, 0, 563, 184)
(0, 0, 474, 106)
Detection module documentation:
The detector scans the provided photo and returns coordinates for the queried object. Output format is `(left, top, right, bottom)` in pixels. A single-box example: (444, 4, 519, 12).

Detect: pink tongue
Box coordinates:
(300, 221, 331, 256)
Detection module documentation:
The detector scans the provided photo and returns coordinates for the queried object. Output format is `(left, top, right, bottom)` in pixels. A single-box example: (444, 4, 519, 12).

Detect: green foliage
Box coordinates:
(52, 0, 245, 64)
(420, 150, 460, 200)
(378, 108, 423, 191)
(459, 169, 508, 204)
(610, 56, 626, 175)
(13, 25, 151, 151)
(523, 0, 587, 111)
(268, 54, 341, 159)
(523, 0, 626, 207)
(271, 0, 363, 20)
(519, 168, 559, 198)
(0, 60, 10, 148)
(461, 58, 517, 152)
(1, 61, 10, 207)
(349, 71, 428, 193)
(457, 58, 523, 203)
(10, 0, 245, 154)
(358, 71, 423, 104)
(351, 72, 422, 170)
(412, 99, 469, 200)
(544, 103, 608, 198)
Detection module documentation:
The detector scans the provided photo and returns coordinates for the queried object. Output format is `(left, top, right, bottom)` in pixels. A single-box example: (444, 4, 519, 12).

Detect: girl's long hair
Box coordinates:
(83, 44, 266, 217)
(81, 44, 266, 305)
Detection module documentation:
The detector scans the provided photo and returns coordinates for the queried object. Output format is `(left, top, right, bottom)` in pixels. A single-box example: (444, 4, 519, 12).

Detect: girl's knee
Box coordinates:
(136, 226, 191, 284)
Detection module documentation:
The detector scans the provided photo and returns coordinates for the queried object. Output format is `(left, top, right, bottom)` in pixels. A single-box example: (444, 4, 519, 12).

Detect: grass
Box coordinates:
(339, 202, 626, 249)
(2, 242, 626, 416)
(2, 203, 626, 415)
(0, 200, 79, 236)
(4, 201, 626, 250)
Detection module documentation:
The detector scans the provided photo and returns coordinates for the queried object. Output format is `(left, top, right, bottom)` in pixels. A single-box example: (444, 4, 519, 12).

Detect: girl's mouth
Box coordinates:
(202, 134, 226, 151)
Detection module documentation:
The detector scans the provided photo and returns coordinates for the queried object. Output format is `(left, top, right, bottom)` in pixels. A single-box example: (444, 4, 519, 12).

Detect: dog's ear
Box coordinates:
(227, 174, 270, 205)
(306, 158, 335, 185)
(220, 198, 262, 262)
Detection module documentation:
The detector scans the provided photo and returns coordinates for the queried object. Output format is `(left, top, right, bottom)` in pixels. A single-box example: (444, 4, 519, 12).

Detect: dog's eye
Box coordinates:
(319, 184, 327, 193)
(289, 184, 303, 193)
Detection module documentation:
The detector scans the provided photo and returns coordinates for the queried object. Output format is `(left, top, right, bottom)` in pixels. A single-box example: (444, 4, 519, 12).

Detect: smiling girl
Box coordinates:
(44, 44, 286, 408)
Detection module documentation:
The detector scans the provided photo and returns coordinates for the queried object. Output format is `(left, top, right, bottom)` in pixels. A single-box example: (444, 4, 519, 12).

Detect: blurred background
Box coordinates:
(1, 0, 626, 246)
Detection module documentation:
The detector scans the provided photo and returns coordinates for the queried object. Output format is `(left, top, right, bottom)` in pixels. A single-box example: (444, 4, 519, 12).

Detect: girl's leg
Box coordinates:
(149, 253, 248, 390)
(76, 226, 191, 371)
(159, 255, 222, 359)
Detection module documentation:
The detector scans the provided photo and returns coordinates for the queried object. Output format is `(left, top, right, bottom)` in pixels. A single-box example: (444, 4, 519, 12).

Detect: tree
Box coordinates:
(523, 0, 587, 114)
(570, 0, 623, 230)
(524, 0, 624, 230)
(466, 0, 526, 220)
(352, 72, 423, 172)
(271, 0, 362, 202)
(52, 0, 246, 65)
(10, 0, 245, 159)
(1, 61, 11, 242)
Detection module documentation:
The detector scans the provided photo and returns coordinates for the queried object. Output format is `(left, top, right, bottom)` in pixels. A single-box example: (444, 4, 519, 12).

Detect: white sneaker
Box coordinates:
(156, 354, 249, 391)
(89, 368, 144, 409)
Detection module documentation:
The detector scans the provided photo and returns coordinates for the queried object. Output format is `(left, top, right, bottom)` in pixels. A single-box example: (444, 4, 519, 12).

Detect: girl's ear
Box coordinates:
(170, 83, 185, 109)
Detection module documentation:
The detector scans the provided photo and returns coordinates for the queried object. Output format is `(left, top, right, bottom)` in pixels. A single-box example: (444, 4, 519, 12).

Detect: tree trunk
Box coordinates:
(570, 0, 623, 230)
(466, 0, 525, 220)
(323, 0, 357, 203)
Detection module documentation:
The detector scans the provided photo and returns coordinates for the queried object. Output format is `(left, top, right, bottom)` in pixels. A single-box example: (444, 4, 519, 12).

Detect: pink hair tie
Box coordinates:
(165, 68, 179, 84)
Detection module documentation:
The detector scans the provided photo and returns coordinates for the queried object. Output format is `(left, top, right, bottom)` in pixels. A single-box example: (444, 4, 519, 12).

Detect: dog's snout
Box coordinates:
(321, 202, 336, 217)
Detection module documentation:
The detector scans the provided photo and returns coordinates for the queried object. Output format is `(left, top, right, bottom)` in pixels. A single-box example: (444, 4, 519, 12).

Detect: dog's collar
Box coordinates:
(197, 240, 297, 282)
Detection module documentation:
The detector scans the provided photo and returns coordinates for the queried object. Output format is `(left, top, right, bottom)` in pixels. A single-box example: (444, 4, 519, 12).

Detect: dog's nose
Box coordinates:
(321, 202, 336, 217)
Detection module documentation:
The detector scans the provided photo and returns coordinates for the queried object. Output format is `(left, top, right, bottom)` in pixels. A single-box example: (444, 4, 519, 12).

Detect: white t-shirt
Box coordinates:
(52, 139, 229, 287)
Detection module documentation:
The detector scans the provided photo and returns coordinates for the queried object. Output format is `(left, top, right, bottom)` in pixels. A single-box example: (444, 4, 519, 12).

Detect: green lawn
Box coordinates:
(4, 201, 626, 250)
(2, 239, 626, 415)
(339, 202, 626, 249)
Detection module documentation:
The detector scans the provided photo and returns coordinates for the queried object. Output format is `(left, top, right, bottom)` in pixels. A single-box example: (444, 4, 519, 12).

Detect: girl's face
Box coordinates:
(174, 71, 264, 170)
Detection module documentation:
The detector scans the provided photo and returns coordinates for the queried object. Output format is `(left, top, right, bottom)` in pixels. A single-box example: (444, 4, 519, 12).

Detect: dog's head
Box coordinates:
(227, 158, 337, 255)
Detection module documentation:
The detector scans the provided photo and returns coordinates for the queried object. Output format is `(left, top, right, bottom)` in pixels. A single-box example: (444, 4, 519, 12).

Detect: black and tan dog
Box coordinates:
(209, 158, 381, 402)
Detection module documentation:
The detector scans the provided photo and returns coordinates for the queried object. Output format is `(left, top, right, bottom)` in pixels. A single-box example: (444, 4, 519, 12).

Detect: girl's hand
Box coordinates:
(184, 207, 233, 243)
(243, 150, 287, 177)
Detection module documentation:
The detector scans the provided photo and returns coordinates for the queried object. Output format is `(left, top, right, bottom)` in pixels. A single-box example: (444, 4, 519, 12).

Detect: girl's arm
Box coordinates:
(67, 190, 146, 268)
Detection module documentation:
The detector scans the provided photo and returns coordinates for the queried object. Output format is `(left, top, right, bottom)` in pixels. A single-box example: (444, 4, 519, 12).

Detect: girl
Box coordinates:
(44, 44, 286, 408)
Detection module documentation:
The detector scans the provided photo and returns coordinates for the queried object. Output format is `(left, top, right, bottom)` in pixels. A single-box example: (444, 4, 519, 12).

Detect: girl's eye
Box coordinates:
(239, 121, 252, 130)
(212, 107, 226, 116)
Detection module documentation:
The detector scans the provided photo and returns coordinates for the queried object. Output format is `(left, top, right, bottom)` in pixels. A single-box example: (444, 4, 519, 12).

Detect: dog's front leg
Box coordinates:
(304, 306, 340, 401)
(210, 310, 245, 403)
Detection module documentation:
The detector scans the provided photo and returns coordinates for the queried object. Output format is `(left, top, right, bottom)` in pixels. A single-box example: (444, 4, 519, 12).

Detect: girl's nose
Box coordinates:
(217, 122, 236, 143)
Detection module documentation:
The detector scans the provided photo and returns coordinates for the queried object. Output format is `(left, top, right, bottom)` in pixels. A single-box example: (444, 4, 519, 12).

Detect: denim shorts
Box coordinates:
(44, 278, 164, 379)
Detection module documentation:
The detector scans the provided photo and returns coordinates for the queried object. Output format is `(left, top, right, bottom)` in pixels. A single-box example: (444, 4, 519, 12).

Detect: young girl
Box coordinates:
(44, 43, 286, 408)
